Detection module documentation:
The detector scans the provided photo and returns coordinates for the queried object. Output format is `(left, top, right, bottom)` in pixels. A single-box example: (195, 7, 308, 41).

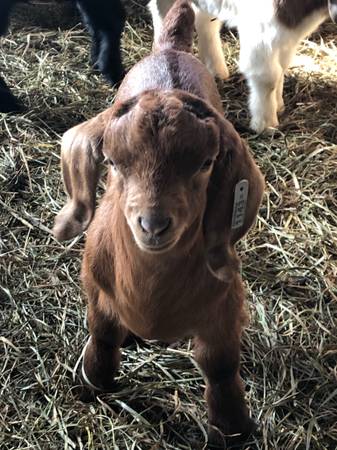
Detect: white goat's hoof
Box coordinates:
(210, 64, 230, 80)
(250, 116, 279, 134)
(204, 59, 229, 80)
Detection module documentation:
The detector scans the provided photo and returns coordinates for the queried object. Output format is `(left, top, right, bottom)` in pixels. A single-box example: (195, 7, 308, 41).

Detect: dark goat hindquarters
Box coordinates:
(0, 0, 126, 113)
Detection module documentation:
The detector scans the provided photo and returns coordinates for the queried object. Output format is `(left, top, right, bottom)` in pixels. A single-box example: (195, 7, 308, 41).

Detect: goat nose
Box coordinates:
(138, 214, 172, 236)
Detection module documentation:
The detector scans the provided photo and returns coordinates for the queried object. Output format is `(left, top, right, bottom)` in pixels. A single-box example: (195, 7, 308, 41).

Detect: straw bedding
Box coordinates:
(0, 1, 336, 449)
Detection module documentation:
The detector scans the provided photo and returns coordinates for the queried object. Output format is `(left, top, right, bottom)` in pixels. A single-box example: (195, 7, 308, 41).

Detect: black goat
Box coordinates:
(0, 0, 126, 113)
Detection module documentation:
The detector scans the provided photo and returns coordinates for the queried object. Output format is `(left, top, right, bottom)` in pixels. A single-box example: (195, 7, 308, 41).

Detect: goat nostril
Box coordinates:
(156, 217, 172, 236)
(138, 215, 172, 236)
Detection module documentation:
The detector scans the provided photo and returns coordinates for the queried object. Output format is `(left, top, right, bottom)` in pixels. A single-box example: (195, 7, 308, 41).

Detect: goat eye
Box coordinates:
(200, 159, 213, 172)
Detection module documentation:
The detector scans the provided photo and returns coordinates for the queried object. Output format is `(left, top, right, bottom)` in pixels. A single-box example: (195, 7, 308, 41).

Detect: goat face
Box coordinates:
(103, 90, 220, 254)
(53, 88, 263, 254)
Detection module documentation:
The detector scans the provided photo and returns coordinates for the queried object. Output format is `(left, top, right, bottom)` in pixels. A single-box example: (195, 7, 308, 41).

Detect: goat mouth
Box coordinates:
(136, 238, 178, 254)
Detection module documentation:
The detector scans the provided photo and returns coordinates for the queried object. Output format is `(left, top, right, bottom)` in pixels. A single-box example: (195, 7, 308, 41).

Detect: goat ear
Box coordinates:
(328, 0, 337, 22)
(53, 111, 109, 241)
(204, 117, 264, 281)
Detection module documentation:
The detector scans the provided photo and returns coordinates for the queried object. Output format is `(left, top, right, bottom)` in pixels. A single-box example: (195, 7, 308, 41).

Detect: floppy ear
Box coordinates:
(328, 0, 337, 22)
(53, 110, 111, 241)
(204, 116, 264, 281)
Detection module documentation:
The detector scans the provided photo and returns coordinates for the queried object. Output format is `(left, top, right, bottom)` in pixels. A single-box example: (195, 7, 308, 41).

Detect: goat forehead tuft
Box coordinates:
(111, 90, 219, 132)
(114, 97, 139, 118)
(182, 99, 215, 120)
(131, 92, 218, 136)
(137, 91, 183, 112)
(104, 91, 220, 170)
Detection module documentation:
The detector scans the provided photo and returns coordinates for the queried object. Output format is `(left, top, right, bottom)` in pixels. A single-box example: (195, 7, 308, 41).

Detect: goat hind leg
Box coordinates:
(76, 1, 99, 67)
(92, 0, 126, 85)
(96, 28, 125, 84)
(76, 0, 126, 84)
(276, 44, 298, 114)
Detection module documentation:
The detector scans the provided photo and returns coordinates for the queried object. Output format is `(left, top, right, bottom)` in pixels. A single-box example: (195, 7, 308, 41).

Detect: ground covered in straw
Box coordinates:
(0, 2, 336, 449)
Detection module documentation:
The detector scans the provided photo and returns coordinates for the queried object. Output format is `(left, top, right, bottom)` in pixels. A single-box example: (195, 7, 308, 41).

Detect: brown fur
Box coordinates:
(274, 0, 336, 27)
(53, 0, 264, 444)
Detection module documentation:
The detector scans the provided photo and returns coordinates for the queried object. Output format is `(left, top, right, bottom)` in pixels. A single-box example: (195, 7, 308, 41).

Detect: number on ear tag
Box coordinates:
(231, 179, 249, 229)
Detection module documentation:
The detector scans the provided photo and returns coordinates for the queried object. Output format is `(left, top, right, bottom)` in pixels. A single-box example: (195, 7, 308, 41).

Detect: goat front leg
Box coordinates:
(82, 291, 128, 391)
(195, 9, 229, 80)
(246, 66, 281, 133)
(194, 288, 255, 446)
(240, 35, 282, 133)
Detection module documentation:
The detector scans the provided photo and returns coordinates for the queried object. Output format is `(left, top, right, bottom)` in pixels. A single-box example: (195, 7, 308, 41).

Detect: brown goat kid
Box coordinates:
(53, 0, 264, 445)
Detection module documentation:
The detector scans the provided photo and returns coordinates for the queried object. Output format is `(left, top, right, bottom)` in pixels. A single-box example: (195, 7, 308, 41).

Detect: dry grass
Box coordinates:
(0, 2, 336, 449)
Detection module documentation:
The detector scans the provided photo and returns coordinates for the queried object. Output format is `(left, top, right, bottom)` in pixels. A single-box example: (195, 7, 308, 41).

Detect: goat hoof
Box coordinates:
(90, 62, 125, 86)
(105, 73, 125, 87)
(81, 337, 117, 392)
(101, 65, 125, 86)
(208, 418, 257, 448)
(75, 384, 97, 403)
(212, 66, 230, 81)
(250, 116, 279, 134)
(106, 72, 125, 86)
(81, 361, 117, 392)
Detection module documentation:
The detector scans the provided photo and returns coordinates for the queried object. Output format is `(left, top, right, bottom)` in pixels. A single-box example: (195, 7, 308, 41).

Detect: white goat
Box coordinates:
(149, 0, 337, 133)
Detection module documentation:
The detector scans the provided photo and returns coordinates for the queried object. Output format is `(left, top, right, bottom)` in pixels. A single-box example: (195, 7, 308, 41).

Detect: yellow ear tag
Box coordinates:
(231, 179, 249, 229)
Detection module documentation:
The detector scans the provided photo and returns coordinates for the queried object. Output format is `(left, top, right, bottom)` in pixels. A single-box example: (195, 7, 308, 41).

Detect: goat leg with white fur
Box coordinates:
(149, 0, 337, 132)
